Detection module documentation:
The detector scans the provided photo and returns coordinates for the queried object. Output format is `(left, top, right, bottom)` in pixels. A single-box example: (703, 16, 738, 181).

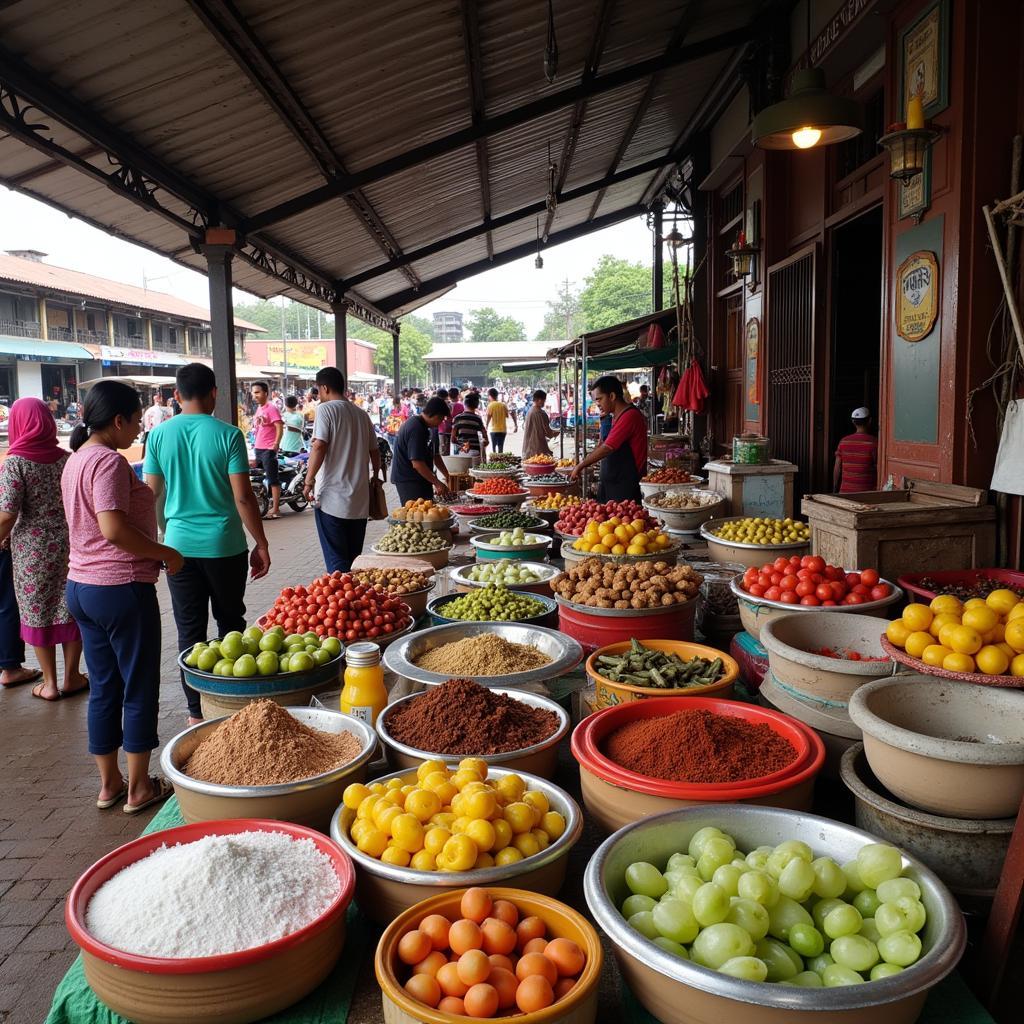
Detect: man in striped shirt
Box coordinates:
(833, 407, 878, 493)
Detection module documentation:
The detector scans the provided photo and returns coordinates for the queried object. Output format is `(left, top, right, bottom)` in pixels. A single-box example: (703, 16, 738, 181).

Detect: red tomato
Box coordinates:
(765, 586, 782, 602)
(815, 583, 833, 602)
(758, 574, 772, 588)
(822, 599, 838, 606)
(773, 557, 790, 571)
(770, 573, 782, 586)
(830, 580, 848, 600)
(800, 595, 820, 606)
(845, 572, 861, 588)
(844, 593, 865, 605)
(795, 580, 816, 597)
(748, 584, 766, 598)
(780, 575, 799, 591)
(852, 584, 870, 596)
(870, 584, 891, 600)
(860, 568, 880, 587)
(789, 555, 802, 567)
(800, 555, 812, 568)
(779, 590, 799, 604)
(806, 556, 826, 574)
(824, 565, 844, 581)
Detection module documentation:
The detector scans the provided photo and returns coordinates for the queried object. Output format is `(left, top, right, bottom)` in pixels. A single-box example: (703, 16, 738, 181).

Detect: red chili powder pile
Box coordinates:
(603, 709, 797, 783)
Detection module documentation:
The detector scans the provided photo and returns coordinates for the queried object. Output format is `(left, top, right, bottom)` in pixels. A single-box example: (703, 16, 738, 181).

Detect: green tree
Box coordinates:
(372, 321, 432, 386)
(403, 314, 435, 340)
(576, 256, 677, 332)
(536, 279, 583, 341)
(466, 306, 527, 342)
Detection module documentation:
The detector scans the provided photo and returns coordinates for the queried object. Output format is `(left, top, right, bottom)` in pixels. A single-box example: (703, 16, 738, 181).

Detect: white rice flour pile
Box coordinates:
(86, 830, 340, 957)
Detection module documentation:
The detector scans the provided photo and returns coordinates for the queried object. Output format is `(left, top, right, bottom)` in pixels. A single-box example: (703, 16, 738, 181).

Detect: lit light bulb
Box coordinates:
(792, 126, 822, 149)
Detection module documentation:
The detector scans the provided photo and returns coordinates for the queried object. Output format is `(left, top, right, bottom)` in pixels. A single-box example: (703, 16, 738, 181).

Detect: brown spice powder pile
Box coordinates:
(387, 678, 559, 754)
(413, 633, 551, 676)
(183, 699, 364, 786)
(603, 709, 797, 784)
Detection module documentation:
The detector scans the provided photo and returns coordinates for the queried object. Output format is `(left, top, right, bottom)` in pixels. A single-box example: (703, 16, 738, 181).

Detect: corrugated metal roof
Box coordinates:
(0, 0, 761, 323)
(0, 252, 266, 330)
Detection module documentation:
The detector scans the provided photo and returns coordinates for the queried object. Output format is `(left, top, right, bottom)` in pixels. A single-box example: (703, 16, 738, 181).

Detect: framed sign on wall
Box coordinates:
(896, 250, 939, 343)
(899, 0, 950, 119)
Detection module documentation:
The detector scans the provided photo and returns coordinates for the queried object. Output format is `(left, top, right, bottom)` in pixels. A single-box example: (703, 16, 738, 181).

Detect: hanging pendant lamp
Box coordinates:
(752, 67, 863, 150)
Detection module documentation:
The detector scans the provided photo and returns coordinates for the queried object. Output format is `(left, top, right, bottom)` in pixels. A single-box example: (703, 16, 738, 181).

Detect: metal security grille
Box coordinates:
(766, 247, 816, 497)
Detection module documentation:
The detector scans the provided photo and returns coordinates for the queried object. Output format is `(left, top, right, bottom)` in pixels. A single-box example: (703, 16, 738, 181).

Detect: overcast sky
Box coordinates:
(0, 187, 657, 339)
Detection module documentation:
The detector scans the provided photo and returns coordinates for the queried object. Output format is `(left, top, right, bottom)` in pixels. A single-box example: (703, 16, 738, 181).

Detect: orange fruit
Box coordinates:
(930, 594, 963, 616)
(938, 622, 961, 649)
(963, 598, 989, 613)
(942, 652, 976, 673)
(921, 644, 952, 667)
(975, 645, 1010, 676)
(1006, 603, 1024, 622)
(1011, 654, 1024, 677)
(886, 620, 911, 647)
(985, 589, 1019, 616)
(948, 625, 983, 656)
(901, 604, 934, 632)
(962, 607, 998, 634)
(904, 631, 933, 659)
(1004, 619, 1024, 653)
(929, 612, 960, 638)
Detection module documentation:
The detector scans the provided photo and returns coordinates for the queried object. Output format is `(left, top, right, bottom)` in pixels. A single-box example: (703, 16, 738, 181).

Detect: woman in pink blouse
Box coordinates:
(62, 381, 183, 814)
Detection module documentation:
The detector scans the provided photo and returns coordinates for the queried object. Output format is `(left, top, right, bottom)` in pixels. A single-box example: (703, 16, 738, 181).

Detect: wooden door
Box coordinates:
(765, 244, 818, 499)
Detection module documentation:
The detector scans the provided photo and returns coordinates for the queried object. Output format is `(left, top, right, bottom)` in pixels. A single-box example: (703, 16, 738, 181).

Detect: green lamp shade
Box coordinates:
(752, 68, 863, 150)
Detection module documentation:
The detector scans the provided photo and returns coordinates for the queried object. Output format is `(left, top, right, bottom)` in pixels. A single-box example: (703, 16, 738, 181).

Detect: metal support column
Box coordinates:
(331, 301, 349, 384)
(201, 229, 238, 424)
(392, 324, 401, 397)
(652, 202, 664, 312)
(556, 358, 564, 459)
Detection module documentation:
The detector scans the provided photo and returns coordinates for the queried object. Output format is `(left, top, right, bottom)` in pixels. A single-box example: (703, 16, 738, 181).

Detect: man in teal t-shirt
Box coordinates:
(144, 363, 270, 723)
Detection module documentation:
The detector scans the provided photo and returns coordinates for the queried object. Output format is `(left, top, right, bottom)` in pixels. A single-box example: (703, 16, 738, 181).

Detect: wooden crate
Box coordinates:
(801, 480, 996, 580)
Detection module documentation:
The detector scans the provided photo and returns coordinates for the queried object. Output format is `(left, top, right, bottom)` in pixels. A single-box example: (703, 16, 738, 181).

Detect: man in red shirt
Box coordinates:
(569, 375, 647, 501)
(834, 407, 878, 493)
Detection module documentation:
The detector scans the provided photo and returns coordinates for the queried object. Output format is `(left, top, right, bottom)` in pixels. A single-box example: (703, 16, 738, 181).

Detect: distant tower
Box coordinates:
(432, 310, 463, 343)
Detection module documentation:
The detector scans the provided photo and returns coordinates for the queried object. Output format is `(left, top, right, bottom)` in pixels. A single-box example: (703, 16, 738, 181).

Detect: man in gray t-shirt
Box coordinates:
(302, 367, 381, 572)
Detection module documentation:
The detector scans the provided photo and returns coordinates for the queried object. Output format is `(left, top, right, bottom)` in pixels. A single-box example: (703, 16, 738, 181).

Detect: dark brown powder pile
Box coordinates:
(386, 678, 560, 754)
(603, 708, 798, 784)
(183, 699, 364, 786)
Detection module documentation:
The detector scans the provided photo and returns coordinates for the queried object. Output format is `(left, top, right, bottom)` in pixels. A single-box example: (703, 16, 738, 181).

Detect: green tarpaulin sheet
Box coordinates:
(45, 797, 369, 1024)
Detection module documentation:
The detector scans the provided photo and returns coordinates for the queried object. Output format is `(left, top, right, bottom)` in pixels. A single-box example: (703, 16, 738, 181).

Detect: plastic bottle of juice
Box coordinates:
(341, 642, 386, 725)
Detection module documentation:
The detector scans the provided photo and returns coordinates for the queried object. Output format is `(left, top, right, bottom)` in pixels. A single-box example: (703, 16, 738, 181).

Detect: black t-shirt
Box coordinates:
(391, 415, 432, 486)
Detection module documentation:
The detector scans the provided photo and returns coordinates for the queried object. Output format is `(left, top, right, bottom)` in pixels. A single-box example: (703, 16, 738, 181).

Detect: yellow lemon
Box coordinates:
(631, 518, 647, 531)
(886, 619, 911, 647)
(942, 652, 976, 673)
(975, 645, 1010, 676)
(929, 612, 960, 638)
(597, 522, 614, 537)
(921, 644, 952, 667)
(614, 525, 630, 543)
(611, 544, 626, 555)
(998, 642, 1017, 660)
(1006, 602, 1024, 622)
(963, 598, 989, 613)
(1011, 654, 1024, 677)
(986, 589, 1020, 616)
(902, 604, 934, 632)
(627, 544, 646, 555)
(984, 622, 1006, 644)
(948, 625, 983, 656)
(962, 606, 998, 634)
(1004, 619, 1024, 653)
(904, 631, 934, 659)
(938, 622, 961, 649)
(929, 594, 963, 616)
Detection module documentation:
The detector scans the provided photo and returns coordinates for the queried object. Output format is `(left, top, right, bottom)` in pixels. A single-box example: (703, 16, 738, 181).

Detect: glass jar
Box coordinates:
(696, 562, 746, 643)
(341, 642, 386, 726)
(732, 434, 770, 465)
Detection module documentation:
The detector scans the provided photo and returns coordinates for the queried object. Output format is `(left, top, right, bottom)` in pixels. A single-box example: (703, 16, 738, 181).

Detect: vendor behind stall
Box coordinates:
(569, 375, 647, 501)
(390, 397, 452, 504)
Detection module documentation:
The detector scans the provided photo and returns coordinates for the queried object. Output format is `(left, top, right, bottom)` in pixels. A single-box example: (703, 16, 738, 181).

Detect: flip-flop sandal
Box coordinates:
(97, 783, 128, 810)
(31, 682, 62, 702)
(265, 513, 282, 520)
(1, 669, 42, 688)
(124, 776, 173, 815)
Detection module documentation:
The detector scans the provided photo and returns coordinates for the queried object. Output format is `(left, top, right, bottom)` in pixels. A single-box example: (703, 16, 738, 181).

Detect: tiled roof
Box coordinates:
(0, 252, 266, 332)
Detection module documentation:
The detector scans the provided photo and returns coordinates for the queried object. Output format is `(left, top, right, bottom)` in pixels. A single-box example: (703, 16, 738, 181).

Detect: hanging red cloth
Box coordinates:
(672, 358, 710, 414)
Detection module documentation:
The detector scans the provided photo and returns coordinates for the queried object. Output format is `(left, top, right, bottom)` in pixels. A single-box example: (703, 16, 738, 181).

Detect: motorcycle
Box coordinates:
(374, 425, 393, 474)
(250, 452, 309, 518)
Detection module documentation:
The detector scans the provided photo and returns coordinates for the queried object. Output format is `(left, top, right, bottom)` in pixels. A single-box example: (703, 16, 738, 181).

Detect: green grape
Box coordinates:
(776, 839, 814, 863)
(778, 858, 816, 901)
(877, 930, 922, 967)
(859, 918, 882, 944)
(693, 883, 730, 926)
(853, 889, 881, 918)
(811, 857, 847, 899)
(766, 849, 794, 879)
(830, 934, 880, 972)
(823, 905, 863, 939)
(628, 910, 660, 939)
(688, 826, 726, 860)
(841, 860, 867, 894)
(812, 898, 848, 930)
(790, 970, 824, 988)
(621, 894, 656, 918)
(712, 864, 743, 898)
(653, 936, 689, 958)
(856, 844, 904, 888)
(876, 878, 920, 903)
(870, 963, 904, 981)
(746, 846, 772, 871)
(788, 923, 825, 958)
(807, 953, 834, 976)
(731, 857, 749, 870)
(737, 869, 779, 908)
(672, 874, 704, 904)
(767, 895, 813, 941)
(822, 964, 865, 987)
(754, 937, 802, 982)
(625, 861, 668, 899)
(725, 898, 770, 941)
(719, 956, 768, 982)
(875, 901, 913, 936)
(691, 923, 755, 969)
(703, 836, 737, 867)
(667, 852, 696, 872)
(893, 896, 927, 934)
(652, 898, 699, 945)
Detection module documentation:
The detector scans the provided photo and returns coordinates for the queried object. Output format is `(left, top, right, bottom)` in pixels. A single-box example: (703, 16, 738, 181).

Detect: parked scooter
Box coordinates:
(250, 452, 309, 518)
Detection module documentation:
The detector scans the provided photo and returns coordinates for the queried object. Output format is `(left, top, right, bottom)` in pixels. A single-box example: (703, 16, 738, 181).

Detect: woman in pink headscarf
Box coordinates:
(0, 397, 87, 700)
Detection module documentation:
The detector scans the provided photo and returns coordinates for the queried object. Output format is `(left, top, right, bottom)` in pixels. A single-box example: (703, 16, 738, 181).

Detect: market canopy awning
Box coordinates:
(79, 375, 177, 388)
(0, 2, 760, 326)
(0, 337, 94, 360)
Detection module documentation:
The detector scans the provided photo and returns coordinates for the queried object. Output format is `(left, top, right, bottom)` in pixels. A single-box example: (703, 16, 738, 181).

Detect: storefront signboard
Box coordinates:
(100, 345, 165, 364)
(895, 250, 939, 342)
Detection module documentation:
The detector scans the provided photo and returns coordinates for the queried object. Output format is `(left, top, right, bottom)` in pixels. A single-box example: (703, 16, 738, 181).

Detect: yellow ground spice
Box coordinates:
(413, 633, 551, 675)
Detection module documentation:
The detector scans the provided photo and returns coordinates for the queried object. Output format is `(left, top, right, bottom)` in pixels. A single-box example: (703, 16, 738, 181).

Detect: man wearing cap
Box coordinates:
(834, 408, 878, 493)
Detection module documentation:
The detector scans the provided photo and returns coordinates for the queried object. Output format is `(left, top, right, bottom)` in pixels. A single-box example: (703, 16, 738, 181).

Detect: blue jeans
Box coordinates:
(314, 508, 367, 574)
(0, 549, 24, 670)
(490, 432, 506, 452)
(66, 581, 161, 755)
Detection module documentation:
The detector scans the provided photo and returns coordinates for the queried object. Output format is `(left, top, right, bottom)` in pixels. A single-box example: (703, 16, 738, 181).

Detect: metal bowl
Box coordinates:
(448, 561, 560, 597)
(643, 490, 726, 531)
(376, 687, 570, 777)
(561, 537, 680, 566)
(465, 487, 529, 505)
(386, 512, 455, 532)
(440, 453, 473, 475)
(640, 476, 704, 498)
(470, 466, 521, 480)
(330, 765, 582, 923)
(468, 514, 547, 535)
(369, 542, 451, 570)
(352, 578, 435, 619)
(426, 589, 558, 629)
(701, 516, 811, 569)
(160, 707, 377, 832)
(730, 574, 903, 642)
(383, 620, 583, 688)
(470, 531, 553, 560)
(584, 805, 966, 1024)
